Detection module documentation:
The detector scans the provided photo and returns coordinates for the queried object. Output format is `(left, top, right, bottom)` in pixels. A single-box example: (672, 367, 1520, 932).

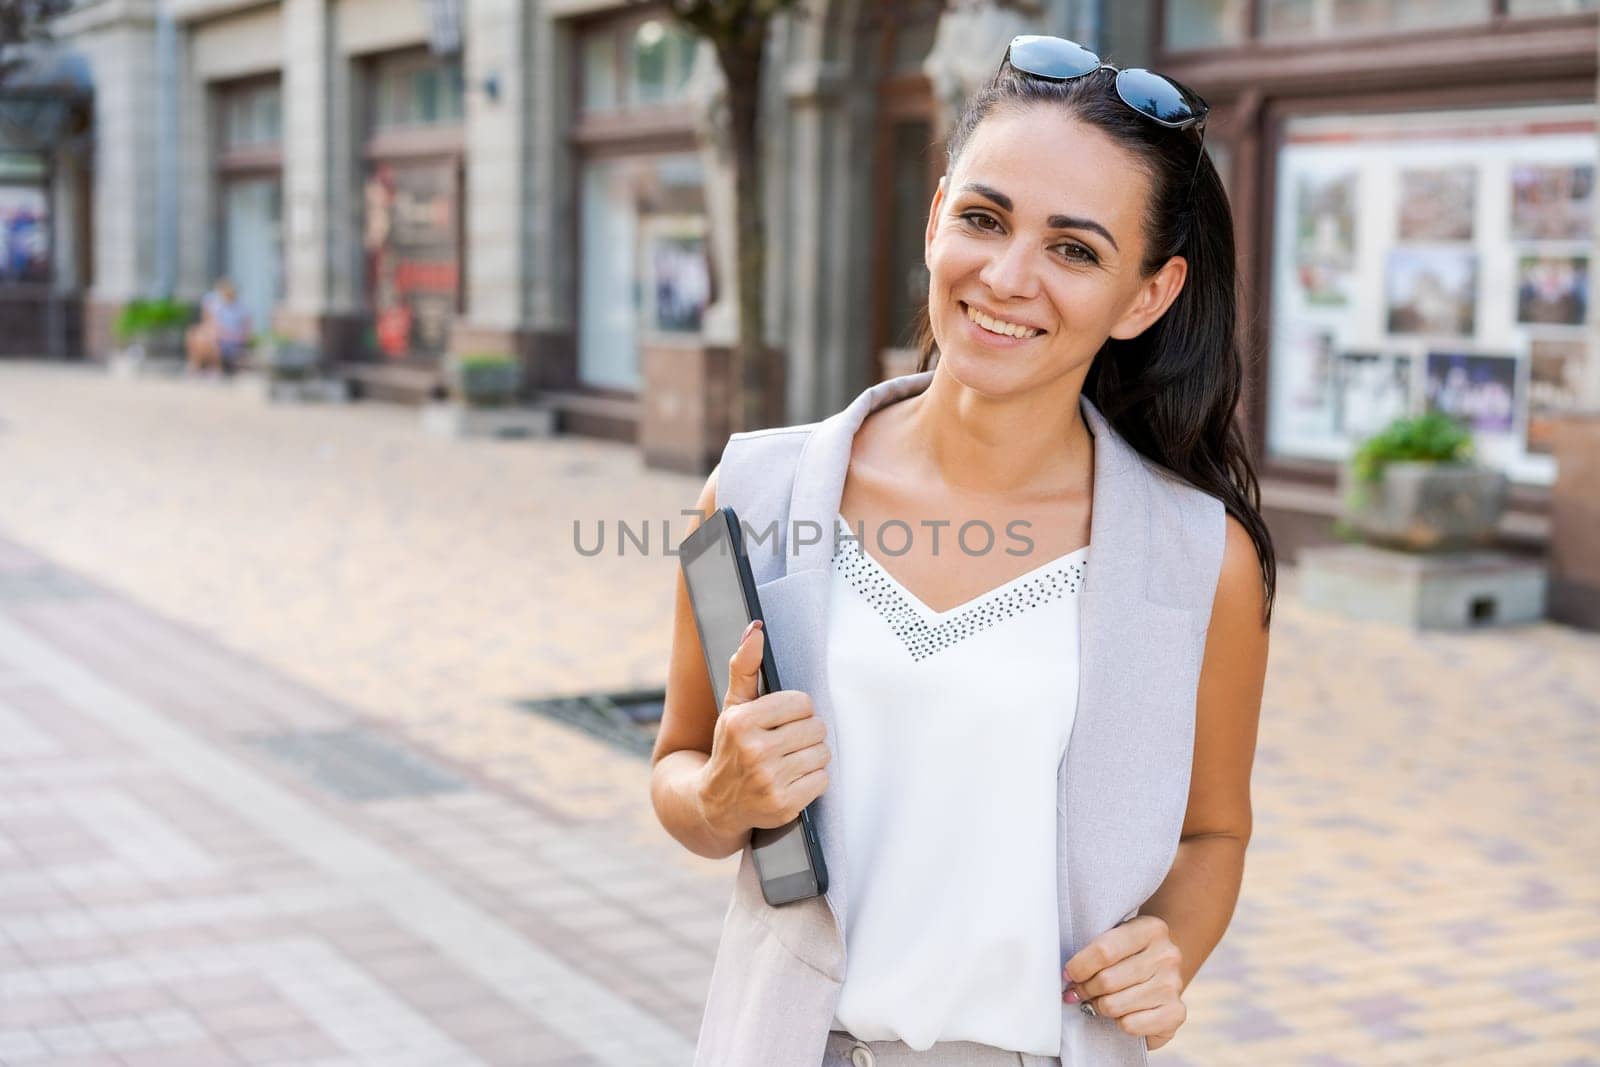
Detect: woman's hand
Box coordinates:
(696, 620, 832, 837)
(1062, 915, 1187, 1051)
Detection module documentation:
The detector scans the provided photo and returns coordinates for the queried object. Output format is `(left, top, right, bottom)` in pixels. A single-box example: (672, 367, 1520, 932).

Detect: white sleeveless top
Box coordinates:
(825, 515, 1088, 1055)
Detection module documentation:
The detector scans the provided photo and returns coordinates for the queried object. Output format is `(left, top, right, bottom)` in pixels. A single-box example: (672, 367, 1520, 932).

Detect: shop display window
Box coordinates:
(579, 153, 709, 389)
(580, 16, 697, 114)
(371, 54, 464, 130)
(1261, 0, 1489, 38)
(0, 175, 48, 285)
(1169, 0, 1593, 48)
(1163, 0, 1250, 49)
(1267, 103, 1595, 486)
(1508, 0, 1598, 12)
(363, 160, 460, 360)
(221, 82, 281, 149)
(216, 78, 285, 332)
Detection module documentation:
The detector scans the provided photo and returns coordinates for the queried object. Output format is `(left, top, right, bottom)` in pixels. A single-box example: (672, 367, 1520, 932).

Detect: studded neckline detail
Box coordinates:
(831, 514, 1087, 662)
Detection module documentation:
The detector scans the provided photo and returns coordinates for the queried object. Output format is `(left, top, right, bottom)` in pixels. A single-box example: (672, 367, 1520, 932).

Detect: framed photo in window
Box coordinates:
(638, 214, 710, 335)
(1510, 163, 1594, 242)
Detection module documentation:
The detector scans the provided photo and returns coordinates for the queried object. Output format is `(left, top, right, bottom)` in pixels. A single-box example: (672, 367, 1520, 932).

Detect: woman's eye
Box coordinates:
(958, 212, 1095, 263)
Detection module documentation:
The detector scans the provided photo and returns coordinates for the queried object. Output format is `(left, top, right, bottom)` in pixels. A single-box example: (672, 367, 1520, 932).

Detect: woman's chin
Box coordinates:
(934, 356, 1030, 403)
(936, 342, 1043, 397)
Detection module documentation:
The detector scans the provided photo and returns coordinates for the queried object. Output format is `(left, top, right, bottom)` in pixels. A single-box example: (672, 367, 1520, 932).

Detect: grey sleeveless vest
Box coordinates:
(695, 371, 1225, 1067)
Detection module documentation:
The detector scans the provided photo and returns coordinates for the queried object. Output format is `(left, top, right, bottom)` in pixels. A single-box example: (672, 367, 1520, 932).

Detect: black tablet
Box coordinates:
(678, 506, 829, 905)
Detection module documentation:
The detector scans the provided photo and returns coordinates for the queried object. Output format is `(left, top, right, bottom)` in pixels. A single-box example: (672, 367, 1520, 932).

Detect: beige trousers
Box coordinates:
(821, 1029, 1063, 1066)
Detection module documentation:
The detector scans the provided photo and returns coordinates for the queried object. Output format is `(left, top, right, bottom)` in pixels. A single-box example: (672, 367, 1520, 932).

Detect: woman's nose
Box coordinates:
(977, 239, 1040, 301)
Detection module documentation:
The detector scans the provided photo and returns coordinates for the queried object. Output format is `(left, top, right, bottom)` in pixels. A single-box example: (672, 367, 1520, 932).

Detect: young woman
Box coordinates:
(653, 35, 1273, 1067)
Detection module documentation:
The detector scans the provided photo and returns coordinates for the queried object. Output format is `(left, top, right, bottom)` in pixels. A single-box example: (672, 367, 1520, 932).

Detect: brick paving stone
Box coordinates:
(225, 1028, 345, 1064)
(116, 1044, 246, 1067)
(34, 1023, 104, 1056)
(202, 996, 310, 1036)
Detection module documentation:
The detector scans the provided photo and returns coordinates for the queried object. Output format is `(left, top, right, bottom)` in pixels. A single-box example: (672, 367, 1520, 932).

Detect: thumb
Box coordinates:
(724, 619, 764, 709)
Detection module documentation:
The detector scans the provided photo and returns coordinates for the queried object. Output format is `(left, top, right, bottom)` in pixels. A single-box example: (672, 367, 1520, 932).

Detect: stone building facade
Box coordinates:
(45, 0, 1097, 433)
(15, 1, 1600, 593)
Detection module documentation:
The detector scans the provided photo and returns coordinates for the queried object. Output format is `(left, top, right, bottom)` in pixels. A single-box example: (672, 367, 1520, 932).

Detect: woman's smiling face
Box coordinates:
(923, 103, 1188, 396)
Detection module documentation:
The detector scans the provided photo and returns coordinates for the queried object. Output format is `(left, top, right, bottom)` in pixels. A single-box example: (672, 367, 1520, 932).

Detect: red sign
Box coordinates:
(363, 160, 459, 360)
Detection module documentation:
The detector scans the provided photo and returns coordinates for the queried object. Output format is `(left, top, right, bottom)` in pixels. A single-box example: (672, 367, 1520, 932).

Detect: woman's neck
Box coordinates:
(898, 366, 1095, 499)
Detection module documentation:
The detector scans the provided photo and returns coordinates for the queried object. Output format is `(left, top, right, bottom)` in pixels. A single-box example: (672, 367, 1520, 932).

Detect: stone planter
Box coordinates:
(421, 401, 554, 439)
(259, 340, 320, 381)
(639, 340, 788, 473)
(108, 327, 187, 374)
(1299, 544, 1546, 629)
(252, 376, 350, 404)
(446, 359, 523, 407)
(640, 341, 733, 474)
(1337, 459, 1509, 552)
(139, 327, 186, 362)
(108, 347, 185, 378)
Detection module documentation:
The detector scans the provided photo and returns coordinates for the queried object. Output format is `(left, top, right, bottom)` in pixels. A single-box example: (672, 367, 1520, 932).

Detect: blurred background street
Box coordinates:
(1, 363, 1598, 1066)
(2, 0, 1599, 1063)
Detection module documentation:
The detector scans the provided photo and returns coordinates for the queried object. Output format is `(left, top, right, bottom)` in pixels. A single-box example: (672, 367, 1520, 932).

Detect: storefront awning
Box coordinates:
(0, 47, 92, 154)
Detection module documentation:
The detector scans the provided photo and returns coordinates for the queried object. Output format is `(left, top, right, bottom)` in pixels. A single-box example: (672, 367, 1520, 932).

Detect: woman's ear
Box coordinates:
(1110, 255, 1188, 341)
(924, 176, 947, 270)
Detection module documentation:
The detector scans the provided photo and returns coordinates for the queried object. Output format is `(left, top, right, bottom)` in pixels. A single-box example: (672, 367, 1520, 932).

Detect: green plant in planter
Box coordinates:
(447, 351, 523, 408)
(112, 298, 195, 346)
(1344, 411, 1475, 513)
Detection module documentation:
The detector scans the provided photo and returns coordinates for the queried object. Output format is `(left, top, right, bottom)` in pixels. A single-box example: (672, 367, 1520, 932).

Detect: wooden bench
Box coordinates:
(334, 361, 445, 404)
(537, 389, 640, 441)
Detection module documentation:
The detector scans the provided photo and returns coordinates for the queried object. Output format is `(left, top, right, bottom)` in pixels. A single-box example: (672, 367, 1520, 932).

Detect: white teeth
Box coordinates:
(964, 303, 1039, 339)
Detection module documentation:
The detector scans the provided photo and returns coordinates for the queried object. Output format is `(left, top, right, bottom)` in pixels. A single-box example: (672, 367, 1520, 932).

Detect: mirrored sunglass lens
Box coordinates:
(1008, 35, 1100, 80)
(1115, 69, 1198, 125)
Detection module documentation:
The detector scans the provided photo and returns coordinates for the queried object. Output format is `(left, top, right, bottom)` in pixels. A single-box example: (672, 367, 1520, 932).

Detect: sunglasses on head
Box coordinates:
(997, 35, 1212, 200)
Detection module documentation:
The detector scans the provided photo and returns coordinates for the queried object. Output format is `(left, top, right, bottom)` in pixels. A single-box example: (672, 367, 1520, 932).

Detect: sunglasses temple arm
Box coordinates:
(1187, 122, 1208, 198)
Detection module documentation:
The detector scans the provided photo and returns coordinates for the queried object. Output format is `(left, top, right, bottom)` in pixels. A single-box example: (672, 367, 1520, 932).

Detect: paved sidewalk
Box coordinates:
(0, 535, 715, 1065)
(1, 362, 1598, 1065)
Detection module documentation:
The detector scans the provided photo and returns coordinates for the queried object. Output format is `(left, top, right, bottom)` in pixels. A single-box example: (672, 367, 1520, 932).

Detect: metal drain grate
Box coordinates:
(245, 727, 468, 801)
(517, 688, 665, 758)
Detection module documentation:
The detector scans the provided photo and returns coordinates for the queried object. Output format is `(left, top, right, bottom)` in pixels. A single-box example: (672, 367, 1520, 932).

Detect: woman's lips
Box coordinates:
(958, 301, 1044, 348)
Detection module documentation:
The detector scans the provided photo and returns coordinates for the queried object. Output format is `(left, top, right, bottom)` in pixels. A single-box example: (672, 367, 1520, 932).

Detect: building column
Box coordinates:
(61, 0, 162, 356)
(280, 0, 330, 337)
(1590, 30, 1600, 410)
(1544, 28, 1600, 628)
(173, 24, 212, 301)
(777, 0, 884, 422)
(452, 0, 529, 359)
(684, 42, 736, 349)
(279, 0, 359, 356)
(921, 4, 1042, 139)
(521, 6, 576, 389)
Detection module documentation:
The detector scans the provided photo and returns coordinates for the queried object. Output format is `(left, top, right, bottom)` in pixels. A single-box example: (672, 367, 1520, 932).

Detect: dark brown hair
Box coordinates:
(913, 63, 1276, 626)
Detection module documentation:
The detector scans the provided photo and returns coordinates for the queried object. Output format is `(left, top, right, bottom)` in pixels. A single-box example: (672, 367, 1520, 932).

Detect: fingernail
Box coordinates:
(1064, 988, 1081, 1004)
(741, 619, 760, 642)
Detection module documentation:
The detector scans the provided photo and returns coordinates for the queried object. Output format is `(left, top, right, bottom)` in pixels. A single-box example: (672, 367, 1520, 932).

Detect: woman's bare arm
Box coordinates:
(649, 466, 752, 860)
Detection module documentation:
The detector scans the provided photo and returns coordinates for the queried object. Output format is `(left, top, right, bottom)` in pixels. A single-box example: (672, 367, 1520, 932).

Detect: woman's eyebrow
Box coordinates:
(958, 181, 1119, 252)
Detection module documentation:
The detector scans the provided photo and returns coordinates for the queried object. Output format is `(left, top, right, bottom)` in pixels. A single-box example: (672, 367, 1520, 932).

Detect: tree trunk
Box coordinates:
(667, 0, 977, 432)
(717, 37, 769, 433)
